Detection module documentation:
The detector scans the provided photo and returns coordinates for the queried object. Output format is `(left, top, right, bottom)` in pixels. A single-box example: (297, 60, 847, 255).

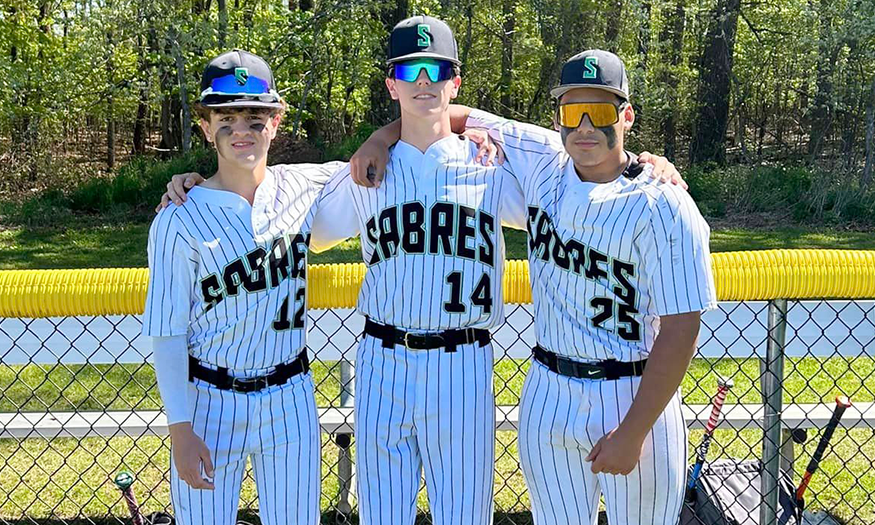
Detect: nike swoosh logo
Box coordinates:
(587, 370, 600, 376)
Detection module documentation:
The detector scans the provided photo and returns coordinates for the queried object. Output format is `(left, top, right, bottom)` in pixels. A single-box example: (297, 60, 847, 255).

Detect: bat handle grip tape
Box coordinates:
(805, 404, 848, 473)
(121, 488, 144, 525)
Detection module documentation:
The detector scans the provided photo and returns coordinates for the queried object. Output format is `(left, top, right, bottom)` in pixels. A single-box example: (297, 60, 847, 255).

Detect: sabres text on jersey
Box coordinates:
(527, 205, 641, 341)
(199, 231, 310, 313)
(365, 200, 497, 268)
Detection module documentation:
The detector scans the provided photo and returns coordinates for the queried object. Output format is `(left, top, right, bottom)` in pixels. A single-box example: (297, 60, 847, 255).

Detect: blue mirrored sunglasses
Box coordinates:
(393, 59, 455, 83)
(205, 74, 272, 97)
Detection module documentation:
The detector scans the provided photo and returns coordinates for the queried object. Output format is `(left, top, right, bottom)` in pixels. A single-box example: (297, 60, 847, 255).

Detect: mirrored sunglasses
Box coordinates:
(200, 74, 272, 99)
(393, 59, 455, 83)
(556, 102, 623, 128)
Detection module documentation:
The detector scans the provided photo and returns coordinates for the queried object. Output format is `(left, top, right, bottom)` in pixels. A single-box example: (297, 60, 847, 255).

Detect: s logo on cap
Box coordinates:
(583, 57, 598, 79)
(417, 24, 432, 47)
(235, 67, 249, 85)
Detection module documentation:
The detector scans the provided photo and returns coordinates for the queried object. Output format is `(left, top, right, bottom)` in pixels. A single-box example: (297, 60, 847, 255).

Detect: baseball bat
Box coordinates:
(795, 396, 852, 505)
(114, 471, 145, 525)
(685, 377, 734, 502)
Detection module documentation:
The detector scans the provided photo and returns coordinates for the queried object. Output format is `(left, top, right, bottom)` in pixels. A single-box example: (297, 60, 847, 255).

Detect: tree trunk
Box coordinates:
(807, 0, 835, 159)
(459, 2, 473, 77)
(605, 0, 623, 53)
(133, 32, 148, 155)
(637, 1, 650, 73)
(690, 0, 741, 165)
(499, 0, 515, 112)
(243, 0, 254, 33)
(63, 8, 69, 49)
(159, 30, 177, 153)
(366, 0, 409, 126)
(171, 28, 191, 153)
(862, 74, 875, 190)
(218, 0, 228, 48)
(658, 0, 684, 159)
(840, 41, 860, 167)
(106, 1, 115, 169)
(9, 5, 16, 63)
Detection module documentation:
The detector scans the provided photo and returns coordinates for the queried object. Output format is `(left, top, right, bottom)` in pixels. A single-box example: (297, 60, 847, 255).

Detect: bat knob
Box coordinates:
(684, 486, 697, 504)
(114, 471, 134, 490)
(717, 377, 734, 390)
(836, 395, 851, 408)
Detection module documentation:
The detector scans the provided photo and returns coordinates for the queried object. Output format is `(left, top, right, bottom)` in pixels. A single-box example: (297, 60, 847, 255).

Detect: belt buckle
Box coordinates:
(555, 359, 576, 378)
(403, 331, 429, 350)
(231, 375, 269, 393)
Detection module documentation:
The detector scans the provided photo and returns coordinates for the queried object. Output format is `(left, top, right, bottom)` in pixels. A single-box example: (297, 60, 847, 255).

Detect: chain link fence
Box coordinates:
(1, 300, 873, 524)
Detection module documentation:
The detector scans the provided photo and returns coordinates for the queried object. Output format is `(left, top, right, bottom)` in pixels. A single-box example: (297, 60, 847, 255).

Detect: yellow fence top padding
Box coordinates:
(0, 250, 874, 318)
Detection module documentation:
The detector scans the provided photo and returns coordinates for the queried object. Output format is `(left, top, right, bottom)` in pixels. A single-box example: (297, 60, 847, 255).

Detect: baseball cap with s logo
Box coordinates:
(550, 49, 630, 101)
(387, 15, 461, 66)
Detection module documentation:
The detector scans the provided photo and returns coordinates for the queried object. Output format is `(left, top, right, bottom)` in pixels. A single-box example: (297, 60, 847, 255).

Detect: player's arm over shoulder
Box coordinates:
(310, 163, 360, 253)
(466, 108, 564, 154)
(463, 108, 564, 182)
(272, 160, 349, 189)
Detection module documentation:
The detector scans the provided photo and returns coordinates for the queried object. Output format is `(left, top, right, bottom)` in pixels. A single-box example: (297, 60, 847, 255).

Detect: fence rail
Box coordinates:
(1, 250, 874, 524)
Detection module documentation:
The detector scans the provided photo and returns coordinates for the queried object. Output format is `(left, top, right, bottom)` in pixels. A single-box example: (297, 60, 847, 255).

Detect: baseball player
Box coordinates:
(307, 16, 521, 525)
(318, 21, 686, 525)
(142, 49, 406, 525)
(451, 50, 718, 525)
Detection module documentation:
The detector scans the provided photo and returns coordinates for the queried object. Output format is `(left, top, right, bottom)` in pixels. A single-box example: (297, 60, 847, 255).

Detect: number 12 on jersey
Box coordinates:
(273, 287, 306, 331)
(443, 272, 492, 314)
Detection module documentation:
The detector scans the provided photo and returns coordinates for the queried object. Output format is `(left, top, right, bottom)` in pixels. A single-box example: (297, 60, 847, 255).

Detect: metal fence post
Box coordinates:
(761, 299, 787, 525)
(336, 359, 355, 516)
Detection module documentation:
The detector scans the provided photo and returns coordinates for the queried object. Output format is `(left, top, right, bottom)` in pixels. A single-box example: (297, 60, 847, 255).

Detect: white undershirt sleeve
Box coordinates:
(311, 164, 361, 252)
(151, 335, 191, 425)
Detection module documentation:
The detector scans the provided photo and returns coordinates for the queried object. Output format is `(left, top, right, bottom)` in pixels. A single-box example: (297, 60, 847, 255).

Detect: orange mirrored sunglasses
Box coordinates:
(556, 102, 624, 128)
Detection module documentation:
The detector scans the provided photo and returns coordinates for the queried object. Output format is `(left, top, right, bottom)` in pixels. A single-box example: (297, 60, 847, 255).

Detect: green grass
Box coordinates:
(1, 225, 874, 270)
(708, 226, 875, 253)
(1, 357, 872, 523)
(4, 357, 871, 417)
(0, 222, 150, 270)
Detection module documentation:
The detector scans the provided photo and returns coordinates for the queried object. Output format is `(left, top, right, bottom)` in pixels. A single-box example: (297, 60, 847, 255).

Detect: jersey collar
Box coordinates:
(394, 134, 469, 162)
(185, 167, 276, 211)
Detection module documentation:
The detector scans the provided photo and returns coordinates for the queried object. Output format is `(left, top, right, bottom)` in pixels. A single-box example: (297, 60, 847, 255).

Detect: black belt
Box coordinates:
(532, 345, 647, 380)
(364, 318, 490, 352)
(189, 350, 309, 393)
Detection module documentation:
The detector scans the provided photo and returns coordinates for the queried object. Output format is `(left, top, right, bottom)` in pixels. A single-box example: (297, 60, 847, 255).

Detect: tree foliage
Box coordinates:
(0, 0, 873, 198)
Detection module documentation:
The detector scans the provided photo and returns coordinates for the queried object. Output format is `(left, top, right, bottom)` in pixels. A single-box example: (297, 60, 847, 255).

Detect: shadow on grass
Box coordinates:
(0, 510, 608, 525)
(0, 508, 851, 525)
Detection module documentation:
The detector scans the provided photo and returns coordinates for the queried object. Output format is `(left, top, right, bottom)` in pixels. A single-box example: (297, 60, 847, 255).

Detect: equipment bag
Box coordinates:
(680, 459, 800, 525)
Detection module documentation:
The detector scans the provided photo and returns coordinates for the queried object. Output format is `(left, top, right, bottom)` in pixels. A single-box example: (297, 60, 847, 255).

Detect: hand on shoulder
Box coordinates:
(155, 172, 206, 213)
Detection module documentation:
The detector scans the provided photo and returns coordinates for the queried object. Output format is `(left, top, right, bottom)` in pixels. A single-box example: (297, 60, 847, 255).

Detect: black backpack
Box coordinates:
(680, 459, 800, 525)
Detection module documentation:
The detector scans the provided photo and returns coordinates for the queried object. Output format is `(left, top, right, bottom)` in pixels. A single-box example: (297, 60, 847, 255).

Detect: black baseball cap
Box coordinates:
(387, 15, 461, 66)
(550, 49, 630, 101)
(198, 49, 283, 109)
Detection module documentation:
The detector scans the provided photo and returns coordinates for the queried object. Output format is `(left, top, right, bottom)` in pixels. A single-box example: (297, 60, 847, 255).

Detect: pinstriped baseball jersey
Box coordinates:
(318, 135, 525, 331)
(467, 110, 717, 362)
(142, 161, 346, 370)
(311, 134, 526, 525)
